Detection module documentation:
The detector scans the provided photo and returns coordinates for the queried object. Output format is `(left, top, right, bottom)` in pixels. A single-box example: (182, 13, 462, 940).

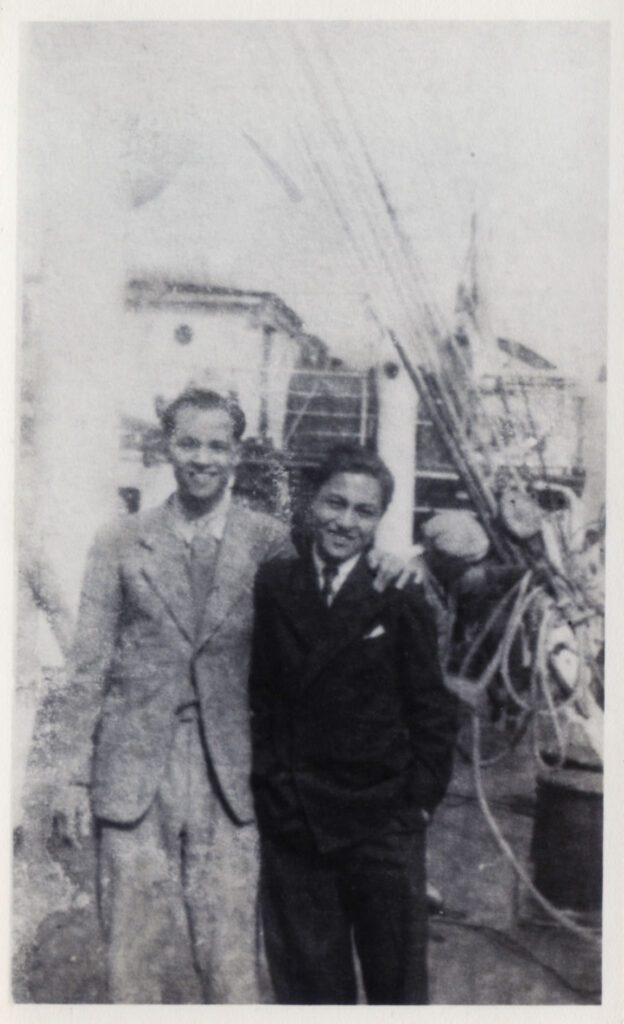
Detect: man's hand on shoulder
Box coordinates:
(367, 544, 426, 593)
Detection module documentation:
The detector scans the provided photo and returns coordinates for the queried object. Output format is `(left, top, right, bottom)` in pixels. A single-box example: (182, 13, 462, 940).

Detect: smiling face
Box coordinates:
(310, 471, 384, 564)
(167, 403, 240, 510)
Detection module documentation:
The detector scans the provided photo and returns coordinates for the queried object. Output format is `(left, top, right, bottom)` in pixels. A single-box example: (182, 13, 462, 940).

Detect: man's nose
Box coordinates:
(335, 507, 358, 530)
(191, 446, 215, 464)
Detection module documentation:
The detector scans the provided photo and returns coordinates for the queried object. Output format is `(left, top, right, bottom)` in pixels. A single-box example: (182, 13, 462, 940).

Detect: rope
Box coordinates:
(533, 607, 569, 770)
(470, 713, 601, 947)
(458, 574, 528, 679)
(494, 578, 539, 711)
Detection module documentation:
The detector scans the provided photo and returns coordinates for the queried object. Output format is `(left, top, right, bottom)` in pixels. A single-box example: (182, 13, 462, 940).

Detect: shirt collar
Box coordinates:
(312, 545, 361, 596)
(171, 485, 233, 545)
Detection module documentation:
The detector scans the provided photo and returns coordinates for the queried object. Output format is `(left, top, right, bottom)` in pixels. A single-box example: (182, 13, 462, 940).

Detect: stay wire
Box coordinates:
(316, 28, 529, 469)
(271, 28, 576, 591)
(293, 26, 521, 522)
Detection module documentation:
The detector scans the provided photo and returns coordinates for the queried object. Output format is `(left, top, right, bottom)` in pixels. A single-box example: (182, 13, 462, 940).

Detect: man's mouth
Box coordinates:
(187, 468, 219, 479)
(325, 530, 356, 545)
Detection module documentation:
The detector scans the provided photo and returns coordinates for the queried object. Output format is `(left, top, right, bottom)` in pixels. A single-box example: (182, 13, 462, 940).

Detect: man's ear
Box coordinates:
(231, 440, 242, 467)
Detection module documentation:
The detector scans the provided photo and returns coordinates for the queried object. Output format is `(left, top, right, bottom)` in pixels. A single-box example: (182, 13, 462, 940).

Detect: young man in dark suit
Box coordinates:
(249, 443, 459, 1005)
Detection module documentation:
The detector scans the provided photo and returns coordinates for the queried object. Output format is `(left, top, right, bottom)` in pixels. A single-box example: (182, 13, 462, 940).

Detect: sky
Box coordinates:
(21, 20, 609, 384)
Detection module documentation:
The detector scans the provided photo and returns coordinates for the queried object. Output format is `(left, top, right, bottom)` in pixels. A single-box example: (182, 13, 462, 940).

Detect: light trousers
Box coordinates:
(97, 712, 267, 1003)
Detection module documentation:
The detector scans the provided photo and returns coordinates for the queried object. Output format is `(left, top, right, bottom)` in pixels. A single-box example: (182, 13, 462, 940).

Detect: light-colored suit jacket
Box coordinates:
(68, 496, 292, 826)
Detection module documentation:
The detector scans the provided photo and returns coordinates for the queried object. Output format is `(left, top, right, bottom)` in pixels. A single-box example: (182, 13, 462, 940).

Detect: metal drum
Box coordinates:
(531, 767, 603, 913)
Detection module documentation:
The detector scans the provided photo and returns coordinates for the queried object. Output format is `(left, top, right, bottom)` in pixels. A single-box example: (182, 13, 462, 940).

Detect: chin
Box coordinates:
(181, 486, 221, 504)
(324, 543, 358, 562)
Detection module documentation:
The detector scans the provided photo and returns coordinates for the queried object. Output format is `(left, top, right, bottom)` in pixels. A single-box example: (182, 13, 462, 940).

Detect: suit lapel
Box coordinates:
(273, 553, 390, 691)
(300, 556, 389, 689)
(138, 500, 195, 644)
(270, 556, 329, 651)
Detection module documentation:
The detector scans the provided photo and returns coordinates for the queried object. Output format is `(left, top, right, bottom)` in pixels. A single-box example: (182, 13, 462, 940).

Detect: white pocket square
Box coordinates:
(363, 624, 386, 640)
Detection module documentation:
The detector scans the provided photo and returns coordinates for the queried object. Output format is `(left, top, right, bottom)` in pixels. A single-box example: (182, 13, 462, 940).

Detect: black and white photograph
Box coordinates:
(5, 5, 620, 1011)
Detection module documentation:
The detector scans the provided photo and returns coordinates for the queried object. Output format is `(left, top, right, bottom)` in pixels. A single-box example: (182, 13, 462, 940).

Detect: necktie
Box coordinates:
(320, 561, 339, 606)
(188, 532, 220, 633)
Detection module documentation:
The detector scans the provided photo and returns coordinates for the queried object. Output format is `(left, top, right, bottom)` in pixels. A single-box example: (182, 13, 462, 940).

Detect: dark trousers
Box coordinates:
(260, 820, 428, 1005)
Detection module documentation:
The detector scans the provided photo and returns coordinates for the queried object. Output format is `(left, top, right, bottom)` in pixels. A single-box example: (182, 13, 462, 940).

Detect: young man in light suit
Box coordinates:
(250, 444, 458, 1004)
(54, 388, 420, 1003)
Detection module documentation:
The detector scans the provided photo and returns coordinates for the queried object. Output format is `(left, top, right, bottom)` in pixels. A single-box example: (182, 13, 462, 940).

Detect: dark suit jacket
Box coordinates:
(66, 497, 293, 826)
(249, 552, 458, 853)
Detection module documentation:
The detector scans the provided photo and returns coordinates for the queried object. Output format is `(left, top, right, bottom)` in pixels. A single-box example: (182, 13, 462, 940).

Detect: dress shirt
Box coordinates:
(171, 485, 232, 547)
(312, 546, 361, 607)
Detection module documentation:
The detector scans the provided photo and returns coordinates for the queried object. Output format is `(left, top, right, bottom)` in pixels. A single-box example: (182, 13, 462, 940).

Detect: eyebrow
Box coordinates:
(175, 435, 229, 444)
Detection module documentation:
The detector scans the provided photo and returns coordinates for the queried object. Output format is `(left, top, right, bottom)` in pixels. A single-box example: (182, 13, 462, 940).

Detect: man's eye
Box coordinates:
(177, 438, 198, 449)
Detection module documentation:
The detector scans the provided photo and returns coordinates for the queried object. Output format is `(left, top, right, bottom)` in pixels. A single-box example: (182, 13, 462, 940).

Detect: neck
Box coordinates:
(313, 542, 360, 568)
(176, 488, 228, 521)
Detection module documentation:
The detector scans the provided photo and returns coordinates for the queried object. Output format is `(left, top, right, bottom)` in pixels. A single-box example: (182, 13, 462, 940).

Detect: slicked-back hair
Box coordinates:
(161, 388, 246, 442)
(314, 443, 395, 512)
